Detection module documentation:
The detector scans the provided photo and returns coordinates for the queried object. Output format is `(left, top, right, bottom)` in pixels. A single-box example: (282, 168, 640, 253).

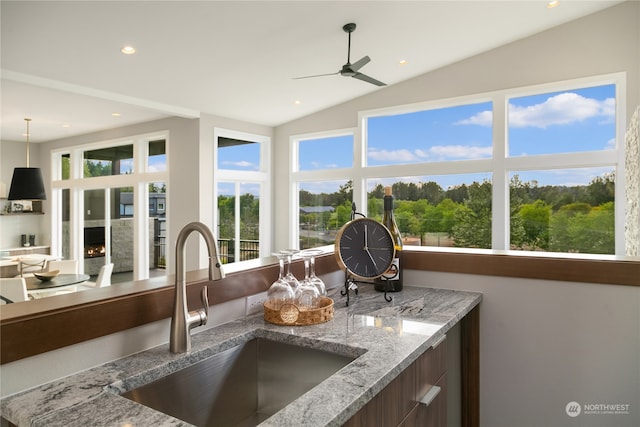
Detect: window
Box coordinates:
(504, 84, 617, 254)
(367, 102, 493, 166)
(214, 129, 271, 263)
(291, 132, 355, 250)
(291, 74, 627, 256)
(507, 85, 615, 156)
(298, 135, 353, 170)
(366, 174, 492, 249)
(83, 144, 134, 177)
(51, 134, 169, 281)
(298, 180, 352, 249)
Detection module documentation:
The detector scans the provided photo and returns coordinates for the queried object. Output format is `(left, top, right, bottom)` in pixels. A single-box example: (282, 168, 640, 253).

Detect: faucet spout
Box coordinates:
(170, 221, 225, 353)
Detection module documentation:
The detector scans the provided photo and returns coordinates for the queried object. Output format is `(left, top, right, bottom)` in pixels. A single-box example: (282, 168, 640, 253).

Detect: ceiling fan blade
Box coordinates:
(350, 56, 371, 72)
(352, 72, 386, 87)
(293, 71, 340, 80)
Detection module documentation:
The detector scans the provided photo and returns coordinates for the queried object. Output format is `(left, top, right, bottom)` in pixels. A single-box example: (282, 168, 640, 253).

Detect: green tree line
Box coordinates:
(303, 174, 615, 254)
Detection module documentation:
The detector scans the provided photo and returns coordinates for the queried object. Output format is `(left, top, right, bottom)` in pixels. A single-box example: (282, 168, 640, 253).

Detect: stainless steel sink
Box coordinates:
(121, 338, 356, 427)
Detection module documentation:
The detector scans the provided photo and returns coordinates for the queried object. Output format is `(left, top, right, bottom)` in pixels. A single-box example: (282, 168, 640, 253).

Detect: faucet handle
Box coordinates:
(200, 286, 209, 325)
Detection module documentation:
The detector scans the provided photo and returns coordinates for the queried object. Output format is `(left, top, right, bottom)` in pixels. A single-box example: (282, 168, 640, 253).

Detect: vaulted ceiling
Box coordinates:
(1, 1, 622, 143)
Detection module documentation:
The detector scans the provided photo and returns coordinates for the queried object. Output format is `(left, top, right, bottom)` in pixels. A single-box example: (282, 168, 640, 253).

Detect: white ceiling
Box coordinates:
(1, 0, 622, 143)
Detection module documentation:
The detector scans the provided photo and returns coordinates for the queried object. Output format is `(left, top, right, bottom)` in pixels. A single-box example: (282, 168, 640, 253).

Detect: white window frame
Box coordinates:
(289, 72, 627, 257)
(213, 127, 272, 261)
(50, 132, 169, 280)
(290, 128, 357, 249)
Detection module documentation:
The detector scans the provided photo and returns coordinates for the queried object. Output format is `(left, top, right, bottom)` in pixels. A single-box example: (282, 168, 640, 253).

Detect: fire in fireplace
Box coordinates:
(84, 226, 108, 258)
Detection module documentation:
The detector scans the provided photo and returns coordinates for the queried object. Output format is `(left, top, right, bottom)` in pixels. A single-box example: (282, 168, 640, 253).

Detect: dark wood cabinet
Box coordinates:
(344, 335, 447, 427)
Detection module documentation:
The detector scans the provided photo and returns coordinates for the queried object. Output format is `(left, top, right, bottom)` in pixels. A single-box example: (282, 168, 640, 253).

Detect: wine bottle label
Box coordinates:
(382, 257, 400, 280)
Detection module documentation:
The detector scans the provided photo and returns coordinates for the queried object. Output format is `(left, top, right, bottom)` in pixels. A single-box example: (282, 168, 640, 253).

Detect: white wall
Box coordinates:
(406, 270, 639, 427)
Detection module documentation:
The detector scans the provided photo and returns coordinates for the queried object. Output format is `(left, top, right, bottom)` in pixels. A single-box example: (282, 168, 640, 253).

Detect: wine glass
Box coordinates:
(297, 251, 321, 309)
(266, 252, 295, 310)
(302, 249, 326, 297)
(282, 249, 301, 296)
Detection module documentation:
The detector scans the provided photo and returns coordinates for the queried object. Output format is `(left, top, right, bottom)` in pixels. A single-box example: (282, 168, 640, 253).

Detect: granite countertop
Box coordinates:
(1, 285, 481, 427)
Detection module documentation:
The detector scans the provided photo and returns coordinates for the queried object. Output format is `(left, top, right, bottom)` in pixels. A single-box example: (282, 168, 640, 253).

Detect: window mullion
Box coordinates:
(492, 96, 508, 250)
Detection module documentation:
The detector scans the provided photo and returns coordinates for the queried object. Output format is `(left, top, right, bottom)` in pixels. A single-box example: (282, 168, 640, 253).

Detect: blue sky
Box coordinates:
(218, 84, 616, 195)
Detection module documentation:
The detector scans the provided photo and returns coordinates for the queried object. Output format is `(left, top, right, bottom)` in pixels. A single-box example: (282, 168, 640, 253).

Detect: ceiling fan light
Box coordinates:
(8, 167, 47, 200)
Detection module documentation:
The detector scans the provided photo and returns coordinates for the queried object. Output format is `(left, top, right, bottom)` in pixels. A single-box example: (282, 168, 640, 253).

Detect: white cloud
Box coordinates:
(368, 145, 491, 163)
(310, 161, 339, 169)
(456, 110, 493, 126)
(368, 148, 419, 162)
(221, 160, 256, 169)
(509, 93, 612, 128)
(429, 145, 492, 160)
(456, 93, 614, 129)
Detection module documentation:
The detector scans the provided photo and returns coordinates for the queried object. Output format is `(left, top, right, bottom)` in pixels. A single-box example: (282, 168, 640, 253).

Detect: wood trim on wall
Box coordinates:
(403, 250, 640, 287)
(1, 251, 637, 364)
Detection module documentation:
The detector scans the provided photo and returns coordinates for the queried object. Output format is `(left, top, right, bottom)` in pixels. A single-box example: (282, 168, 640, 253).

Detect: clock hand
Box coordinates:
(363, 224, 378, 268)
(366, 247, 377, 268)
(363, 224, 368, 248)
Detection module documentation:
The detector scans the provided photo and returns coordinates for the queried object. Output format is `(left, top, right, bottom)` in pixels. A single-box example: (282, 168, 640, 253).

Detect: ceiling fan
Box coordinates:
(294, 23, 386, 87)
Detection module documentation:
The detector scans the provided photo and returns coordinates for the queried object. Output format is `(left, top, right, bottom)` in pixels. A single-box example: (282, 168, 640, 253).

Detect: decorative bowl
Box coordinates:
(33, 270, 60, 282)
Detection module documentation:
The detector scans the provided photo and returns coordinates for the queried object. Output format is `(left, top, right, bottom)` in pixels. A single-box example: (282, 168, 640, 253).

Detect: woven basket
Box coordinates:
(263, 297, 334, 326)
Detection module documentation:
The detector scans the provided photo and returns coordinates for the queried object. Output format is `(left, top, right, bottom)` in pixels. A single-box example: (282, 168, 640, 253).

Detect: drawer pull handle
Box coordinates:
(431, 334, 446, 349)
(418, 385, 442, 407)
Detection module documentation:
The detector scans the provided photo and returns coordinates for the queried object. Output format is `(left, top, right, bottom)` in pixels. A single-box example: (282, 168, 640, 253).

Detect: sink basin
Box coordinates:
(121, 338, 356, 427)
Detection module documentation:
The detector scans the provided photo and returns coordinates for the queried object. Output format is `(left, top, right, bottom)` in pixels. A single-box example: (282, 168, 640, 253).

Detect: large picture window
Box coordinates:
(52, 135, 168, 281)
(291, 74, 627, 256)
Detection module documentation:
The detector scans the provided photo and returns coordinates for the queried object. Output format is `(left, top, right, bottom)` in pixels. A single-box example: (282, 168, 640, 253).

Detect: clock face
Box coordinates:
(335, 218, 396, 279)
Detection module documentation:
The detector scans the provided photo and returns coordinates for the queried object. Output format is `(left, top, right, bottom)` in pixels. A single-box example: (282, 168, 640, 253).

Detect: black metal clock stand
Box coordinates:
(339, 203, 394, 306)
(341, 272, 394, 306)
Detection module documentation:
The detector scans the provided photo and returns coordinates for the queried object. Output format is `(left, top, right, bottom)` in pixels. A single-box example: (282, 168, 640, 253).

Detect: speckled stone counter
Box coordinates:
(1, 285, 481, 427)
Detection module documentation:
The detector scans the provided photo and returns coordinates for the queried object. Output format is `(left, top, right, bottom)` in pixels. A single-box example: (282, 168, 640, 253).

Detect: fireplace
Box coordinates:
(84, 226, 107, 258)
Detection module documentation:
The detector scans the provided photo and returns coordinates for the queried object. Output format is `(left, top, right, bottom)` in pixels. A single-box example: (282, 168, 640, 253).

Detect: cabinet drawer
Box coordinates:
(416, 335, 447, 399)
(343, 335, 447, 427)
(412, 372, 447, 427)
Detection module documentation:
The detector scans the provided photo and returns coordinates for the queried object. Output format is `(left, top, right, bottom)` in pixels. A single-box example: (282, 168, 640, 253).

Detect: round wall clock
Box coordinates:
(334, 217, 396, 280)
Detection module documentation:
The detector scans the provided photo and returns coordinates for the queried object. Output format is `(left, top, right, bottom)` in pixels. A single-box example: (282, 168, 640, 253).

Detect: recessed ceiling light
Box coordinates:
(121, 46, 136, 55)
(294, 100, 302, 105)
(547, 1, 560, 9)
(62, 124, 71, 128)
(399, 59, 408, 65)
(112, 112, 121, 117)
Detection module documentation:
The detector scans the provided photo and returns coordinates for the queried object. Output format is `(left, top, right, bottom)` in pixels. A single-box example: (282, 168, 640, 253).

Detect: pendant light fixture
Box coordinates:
(8, 118, 47, 200)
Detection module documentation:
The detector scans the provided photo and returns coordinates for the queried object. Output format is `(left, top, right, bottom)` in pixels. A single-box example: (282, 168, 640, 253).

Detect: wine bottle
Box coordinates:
(375, 186, 403, 292)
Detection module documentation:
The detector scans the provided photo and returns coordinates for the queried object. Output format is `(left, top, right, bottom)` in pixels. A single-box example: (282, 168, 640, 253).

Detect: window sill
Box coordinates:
(403, 247, 639, 287)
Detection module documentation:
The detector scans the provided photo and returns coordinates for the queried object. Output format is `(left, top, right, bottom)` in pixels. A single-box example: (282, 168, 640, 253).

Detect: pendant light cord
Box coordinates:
(24, 118, 32, 167)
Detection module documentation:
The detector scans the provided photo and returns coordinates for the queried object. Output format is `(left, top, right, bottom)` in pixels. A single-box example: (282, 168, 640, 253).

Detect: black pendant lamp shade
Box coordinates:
(8, 118, 47, 200)
(8, 167, 46, 200)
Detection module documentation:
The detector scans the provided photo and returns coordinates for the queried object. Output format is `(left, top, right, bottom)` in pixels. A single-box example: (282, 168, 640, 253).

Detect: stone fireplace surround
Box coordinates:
(64, 219, 155, 276)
